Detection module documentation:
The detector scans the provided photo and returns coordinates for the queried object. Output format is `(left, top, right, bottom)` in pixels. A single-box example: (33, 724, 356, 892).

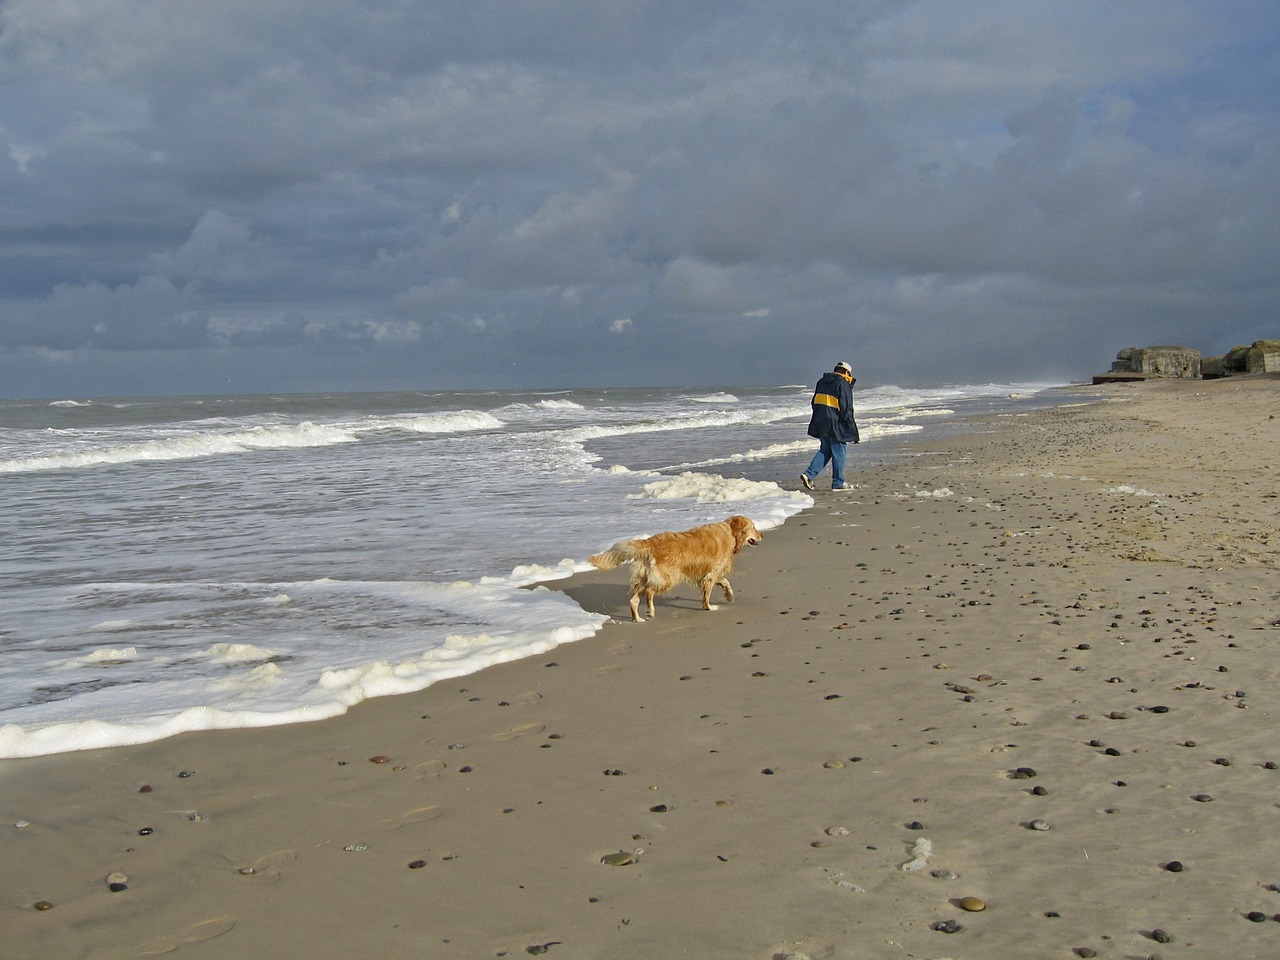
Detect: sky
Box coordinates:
(2, 1, 1278, 398)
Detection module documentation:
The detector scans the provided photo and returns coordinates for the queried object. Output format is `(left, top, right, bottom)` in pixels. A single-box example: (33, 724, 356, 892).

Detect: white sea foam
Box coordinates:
(632, 471, 798, 507)
(1104, 483, 1159, 498)
(204, 643, 280, 662)
(915, 487, 955, 498)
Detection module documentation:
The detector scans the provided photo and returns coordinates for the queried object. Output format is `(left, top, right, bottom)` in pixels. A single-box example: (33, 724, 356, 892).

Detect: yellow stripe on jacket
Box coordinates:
(813, 392, 841, 410)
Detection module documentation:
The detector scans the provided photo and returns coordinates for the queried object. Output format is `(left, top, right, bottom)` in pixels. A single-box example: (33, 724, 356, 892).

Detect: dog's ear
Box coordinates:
(727, 515, 752, 547)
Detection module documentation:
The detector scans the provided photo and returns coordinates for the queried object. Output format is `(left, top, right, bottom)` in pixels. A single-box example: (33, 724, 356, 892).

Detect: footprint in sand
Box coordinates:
(514, 691, 543, 706)
(247, 848, 297, 883)
(379, 804, 444, 829)
(594, 664, 622, 676)
(491, 722, 545, 742)
(414, 759, 447, 781)
(139, 917, 237, 956)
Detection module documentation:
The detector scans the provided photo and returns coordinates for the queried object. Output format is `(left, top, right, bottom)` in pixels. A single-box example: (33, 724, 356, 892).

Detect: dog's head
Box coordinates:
(727, 515, 762, 551)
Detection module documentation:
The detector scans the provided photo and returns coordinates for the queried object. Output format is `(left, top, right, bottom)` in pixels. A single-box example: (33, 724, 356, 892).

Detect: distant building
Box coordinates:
(1203, 340, 1280, 378)
(1093, 346, 1201, 384)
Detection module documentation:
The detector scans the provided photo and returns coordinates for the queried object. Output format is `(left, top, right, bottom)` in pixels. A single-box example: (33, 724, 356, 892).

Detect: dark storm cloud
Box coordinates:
(1, 0, 1277, 398)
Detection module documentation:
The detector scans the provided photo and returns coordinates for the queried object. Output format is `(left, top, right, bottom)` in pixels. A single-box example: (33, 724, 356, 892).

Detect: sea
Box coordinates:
(0, 381, 1070, 759)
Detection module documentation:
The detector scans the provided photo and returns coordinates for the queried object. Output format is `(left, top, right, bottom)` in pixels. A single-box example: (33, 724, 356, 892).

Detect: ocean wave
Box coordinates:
(686, 392, 738, 404)
(368, 410, 504, 434)
(0, 422, 359, 474)
(534, 399, 585, 410)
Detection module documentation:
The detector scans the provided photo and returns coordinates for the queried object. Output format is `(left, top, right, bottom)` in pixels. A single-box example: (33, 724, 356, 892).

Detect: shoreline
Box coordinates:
(4, 375, 1278, 960)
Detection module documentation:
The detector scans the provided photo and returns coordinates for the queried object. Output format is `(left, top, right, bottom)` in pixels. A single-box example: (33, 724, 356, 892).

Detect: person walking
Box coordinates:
(800, 360, 860, 491)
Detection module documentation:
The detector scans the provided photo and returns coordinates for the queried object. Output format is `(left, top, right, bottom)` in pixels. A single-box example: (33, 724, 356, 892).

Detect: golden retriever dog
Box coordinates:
(588, 515, 762, 622)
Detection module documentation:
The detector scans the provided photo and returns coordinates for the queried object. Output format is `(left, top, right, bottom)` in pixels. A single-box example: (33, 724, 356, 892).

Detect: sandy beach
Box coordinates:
(5, 375, 1279, 960)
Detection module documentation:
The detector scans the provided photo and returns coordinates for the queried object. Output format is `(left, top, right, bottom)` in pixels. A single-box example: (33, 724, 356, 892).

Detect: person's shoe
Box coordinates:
(800, 474, 814, 491)
(832, 485, 849, 491)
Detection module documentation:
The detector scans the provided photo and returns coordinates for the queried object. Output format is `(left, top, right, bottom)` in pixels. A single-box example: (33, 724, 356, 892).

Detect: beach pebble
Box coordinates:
(343, 843, 367, 852)
(600, 849, 641, 866)
(959, 896, 986, 912)
(931, 869, 958, 880)
(906, 820, 926, 830)
(1151, 928, 1173, 943)
(238, 867, 256, 875)
(823, 759, 844, 769)
(1075, 949, 1097, 958)
(32, 900, 54, 911)
(825, 826, 850, 837)
(1192, 793, 1214, 802)
(1032, 785, 1049, 796)
(1265, 761, 1278, 770)
(932, 919, 962, 933)
(408, 859, 427, 869)
(106, 871, 128, 885)
(138, 785, 153, 793)
(1029, 819, 1050, 831)
(369, 755, 390, 764)
(108, 882, 128, 893)
(176, 770, 194, 778)
(1246, 911, 1268, 922)
(1213, 757, 1231, 766)
(1165, 860, 1184, 872)
(138, 827, 154, 836)
(13, 819, 30, 829)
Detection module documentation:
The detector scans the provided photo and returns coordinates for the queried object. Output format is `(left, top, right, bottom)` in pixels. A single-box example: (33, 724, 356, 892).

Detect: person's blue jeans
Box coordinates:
(804, 438, 847, 489)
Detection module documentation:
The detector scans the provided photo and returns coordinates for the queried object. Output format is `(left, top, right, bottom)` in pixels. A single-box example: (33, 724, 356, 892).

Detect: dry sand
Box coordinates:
(4, 375, 1279, 960)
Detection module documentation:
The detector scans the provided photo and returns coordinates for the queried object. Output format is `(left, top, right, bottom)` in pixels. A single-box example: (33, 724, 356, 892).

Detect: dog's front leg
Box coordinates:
(700, 578, 720, 611)
(718, 578, 735, 604)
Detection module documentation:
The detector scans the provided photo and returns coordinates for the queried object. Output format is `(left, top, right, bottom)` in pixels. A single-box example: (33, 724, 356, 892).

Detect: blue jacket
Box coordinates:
(807, 371, 859, 443)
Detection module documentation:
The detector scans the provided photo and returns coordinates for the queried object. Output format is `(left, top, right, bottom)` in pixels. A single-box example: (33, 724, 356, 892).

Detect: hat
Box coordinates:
(834, 361, 853, 375)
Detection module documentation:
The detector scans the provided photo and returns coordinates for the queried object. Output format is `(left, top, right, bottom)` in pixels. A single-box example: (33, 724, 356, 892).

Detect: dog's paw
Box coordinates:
(705, 603, 719, 611)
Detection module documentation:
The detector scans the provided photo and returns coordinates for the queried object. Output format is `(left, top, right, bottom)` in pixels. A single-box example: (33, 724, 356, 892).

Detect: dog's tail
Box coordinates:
(588, 540, 649, 571)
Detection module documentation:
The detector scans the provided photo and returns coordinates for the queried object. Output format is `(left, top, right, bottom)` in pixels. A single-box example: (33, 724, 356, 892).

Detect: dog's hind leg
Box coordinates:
(628, 588, 645, 622)
(644, 588, 657, 619)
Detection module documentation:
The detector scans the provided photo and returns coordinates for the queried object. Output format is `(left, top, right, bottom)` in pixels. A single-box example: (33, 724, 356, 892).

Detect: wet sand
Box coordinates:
(4, 375, 1279, 960)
